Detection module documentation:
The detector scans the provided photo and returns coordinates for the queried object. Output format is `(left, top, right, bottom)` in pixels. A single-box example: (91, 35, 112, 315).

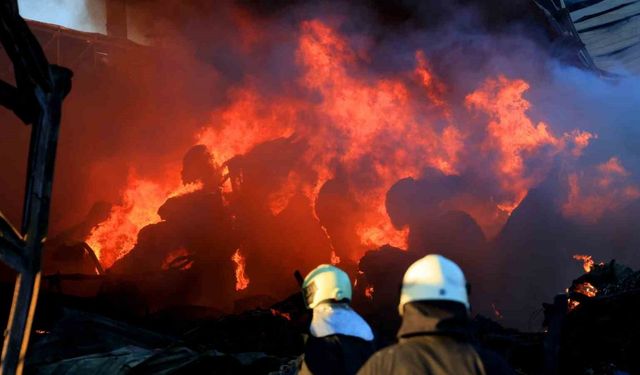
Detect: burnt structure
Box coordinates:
(0, 2, 72, 373)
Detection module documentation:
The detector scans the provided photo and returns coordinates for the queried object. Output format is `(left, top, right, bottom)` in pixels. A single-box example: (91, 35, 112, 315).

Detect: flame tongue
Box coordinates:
(364, 286, 374, 300)
(575, 282, 598, 298)
(572, 254, 604, 273)
(231, 248, 250, 291)
(85, 171, 204, 269)
(85, 18, 597, 270)
(573, 254, 595, 273)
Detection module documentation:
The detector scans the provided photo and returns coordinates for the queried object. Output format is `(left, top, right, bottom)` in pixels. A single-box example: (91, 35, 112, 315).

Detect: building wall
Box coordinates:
(18, 0, 107, 34)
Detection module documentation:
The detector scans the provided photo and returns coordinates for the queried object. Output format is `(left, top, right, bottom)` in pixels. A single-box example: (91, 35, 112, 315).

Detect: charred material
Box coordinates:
(0, 1, 72, 373)
(555, 261, 640, 374)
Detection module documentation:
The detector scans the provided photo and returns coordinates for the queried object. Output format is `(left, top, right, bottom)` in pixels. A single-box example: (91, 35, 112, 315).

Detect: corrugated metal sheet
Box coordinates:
(571, 0, 640, 74)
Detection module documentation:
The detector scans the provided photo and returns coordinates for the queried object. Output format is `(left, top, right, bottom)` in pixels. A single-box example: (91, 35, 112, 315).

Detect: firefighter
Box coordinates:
(358, 254, 515, 375)
(299, 264, 375, 375)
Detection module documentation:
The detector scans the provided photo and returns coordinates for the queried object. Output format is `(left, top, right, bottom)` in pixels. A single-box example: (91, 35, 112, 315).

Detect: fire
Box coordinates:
(563, 157, 639, 221)
(568, 281, 599, 311)
(573, 254, 596, 273)
(270, 308, 291, 321)
(330, 251, 341, 265)
(231, 248, 250, 291)
(85, 171, 203, 269)
(568, 300, 581, 311)
(364, 285, 374, 300)
(86, 18, 596, 270)
(575, 282, 598, 298)
(466, 77, 562, 213)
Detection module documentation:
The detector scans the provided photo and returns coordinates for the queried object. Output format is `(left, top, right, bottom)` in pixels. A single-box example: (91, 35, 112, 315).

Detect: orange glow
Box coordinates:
(231, 248, 250, 291)
(571, 130, 596, 157)
(85, 170, 203, 269)
(568, 281, 598, 311)
(575, 282, 598, 298)
(573, 254, 596, 273)
(270, 308, 292, 320)
(330, 250, 341, 265)
(364, 285, 374, 300)
(168, 182, 204, 198)
(466, 77, 562, 214)
(86, 18, 597, 270)
(563, 157, 640, 221)
(415, 50, 451, 119)
(161, 247, 192, 271)
(568, 299, 581, 311)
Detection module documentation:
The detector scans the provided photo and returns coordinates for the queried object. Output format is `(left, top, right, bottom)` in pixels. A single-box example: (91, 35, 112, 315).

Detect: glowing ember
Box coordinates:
(364, 285, 374, 300)
(568, 299, 581, 311)
(231, 248, 250, 291)
(270, 308, 292, 321)
(491, 303, 504, 320)
(575, 282, 598, 298)
(573, 254, 596, 273)
(330, 250, 341, 265)
(161, 247, 192, 271)
(568, 282, 598, 311)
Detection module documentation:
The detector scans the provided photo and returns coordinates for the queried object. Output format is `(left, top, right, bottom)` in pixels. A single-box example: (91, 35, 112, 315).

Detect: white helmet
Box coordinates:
(302, 264, 352, 309)
(398, 254, 469, 315)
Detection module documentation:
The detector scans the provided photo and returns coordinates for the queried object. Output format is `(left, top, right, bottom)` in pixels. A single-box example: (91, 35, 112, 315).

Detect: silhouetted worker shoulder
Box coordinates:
(358, 255, 514, 375)
(299, 265, 375, 375)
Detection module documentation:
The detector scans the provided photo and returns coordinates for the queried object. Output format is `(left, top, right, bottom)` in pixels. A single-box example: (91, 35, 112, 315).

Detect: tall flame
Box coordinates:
(231, 248, 250, 291)
(86, 18, 596, 269)
(85, 171, 202, 268)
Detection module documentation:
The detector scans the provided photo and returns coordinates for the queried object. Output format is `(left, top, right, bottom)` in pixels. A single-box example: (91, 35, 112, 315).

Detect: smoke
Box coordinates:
(18, 0, 105, 33)
(3, 0, 640, 327)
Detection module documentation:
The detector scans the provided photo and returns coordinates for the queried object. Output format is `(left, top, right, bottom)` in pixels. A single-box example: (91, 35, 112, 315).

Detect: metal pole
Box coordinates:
(1, 66, 71, 375)
(0, 2, 72, 373)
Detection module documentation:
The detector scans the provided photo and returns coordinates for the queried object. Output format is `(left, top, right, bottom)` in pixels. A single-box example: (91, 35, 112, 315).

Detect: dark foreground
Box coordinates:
(0, 260, 638, 375)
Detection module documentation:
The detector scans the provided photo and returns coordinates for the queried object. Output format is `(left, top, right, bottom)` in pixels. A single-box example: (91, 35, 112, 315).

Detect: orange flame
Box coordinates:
(563, 157, 639, 221)
(466, 77, 562, 214)
(572, 254, 596, 273)
(568, 281, 598, 311)
(231, 248, 250, 291)
(330, 250, 341, 265)
(364, 285, 374, 300)
(85, 171, 202, 268)
(86, 19, 596, 269)
(270, 308, 291, 320)
(575, 282, 598, 298)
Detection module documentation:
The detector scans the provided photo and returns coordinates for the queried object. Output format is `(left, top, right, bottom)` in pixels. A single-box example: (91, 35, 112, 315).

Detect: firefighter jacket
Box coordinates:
(299, 302, 375, 375)
(357, 301, 515, 375)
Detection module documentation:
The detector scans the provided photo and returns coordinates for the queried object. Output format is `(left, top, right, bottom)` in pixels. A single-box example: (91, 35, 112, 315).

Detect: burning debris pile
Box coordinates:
(4, 0, 640, 373)
(4, 0, 639, 332)
(14, 255, 640, 375)
(540, 258, 640, 375)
